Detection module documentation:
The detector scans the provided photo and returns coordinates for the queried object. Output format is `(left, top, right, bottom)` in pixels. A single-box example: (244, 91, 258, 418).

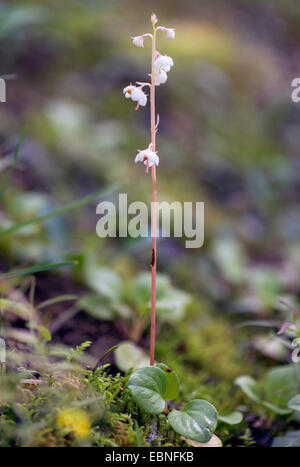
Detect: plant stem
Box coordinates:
(150, 24, 157, 366)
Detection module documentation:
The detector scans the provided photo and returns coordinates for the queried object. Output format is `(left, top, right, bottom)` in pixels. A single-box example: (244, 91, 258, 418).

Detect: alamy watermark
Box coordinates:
(96, 194, 204, 248)
(291, 78, 300, 103)
(0, 337, 6, 373)
(0, 78, 6, 102)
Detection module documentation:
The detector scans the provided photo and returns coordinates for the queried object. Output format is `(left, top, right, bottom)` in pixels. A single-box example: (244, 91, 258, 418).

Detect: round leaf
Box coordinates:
(218, 411, 243, 425)
(114, 342, 149, 372)
(128, 366, 167, 415)
(272, 430, 300, 447)
(168, 399, 218, 443)
(264, 365, 299, 408)
(262, 401, 292, 415)
(156, 363, 180, 400)
(130, 273, 171, 313)
(85, 265, 122, 301)
(79, 294, 114, 321)
(156, 289, 190, 322)
(235, 376, 262, 403)
(288, 394, 300, 412)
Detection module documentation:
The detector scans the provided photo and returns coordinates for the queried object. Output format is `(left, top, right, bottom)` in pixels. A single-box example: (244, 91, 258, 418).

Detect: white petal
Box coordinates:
(154, 69, 167, 86)
(123, 85, 132, 94)
(155, 55, 174, 72)
(139, 94, 147, 106)
(146, 150, 159, 166)
(131, 88, 147, 106)
(165, 28, 175, 39)
(130, 89, 139, 102)
(135, 152, 144, 163)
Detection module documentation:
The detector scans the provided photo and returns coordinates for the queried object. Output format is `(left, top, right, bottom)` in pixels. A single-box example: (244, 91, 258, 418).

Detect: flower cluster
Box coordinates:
(122, 15, 175, 171)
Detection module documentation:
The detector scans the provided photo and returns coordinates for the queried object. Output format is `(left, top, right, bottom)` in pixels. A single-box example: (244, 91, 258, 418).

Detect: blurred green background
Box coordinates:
(1, 0, 300, 442)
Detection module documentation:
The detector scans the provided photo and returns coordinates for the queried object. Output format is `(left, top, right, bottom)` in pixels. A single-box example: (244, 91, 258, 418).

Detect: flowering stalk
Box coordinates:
(123, 13, 175, 366)
(150, 14, 157, 366)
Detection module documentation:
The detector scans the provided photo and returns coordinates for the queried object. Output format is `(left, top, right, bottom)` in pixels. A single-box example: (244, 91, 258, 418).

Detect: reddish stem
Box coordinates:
(150, 23, 157, 366)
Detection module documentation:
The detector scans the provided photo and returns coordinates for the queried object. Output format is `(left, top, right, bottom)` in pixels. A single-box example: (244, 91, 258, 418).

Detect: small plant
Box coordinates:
(235, 364, 300, 415)
(123, 13, 175, 365)
(80, 264, 191, 344)
(127, 365, 218, 443)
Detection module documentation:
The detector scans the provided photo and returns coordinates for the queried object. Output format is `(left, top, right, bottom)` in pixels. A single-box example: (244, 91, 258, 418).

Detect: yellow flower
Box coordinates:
(57, 408, 91, 439)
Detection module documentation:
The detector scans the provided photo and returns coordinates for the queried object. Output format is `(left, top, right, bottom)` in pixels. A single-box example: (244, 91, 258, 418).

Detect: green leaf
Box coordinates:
(235, 376, 262, 403)
(0, 298, 32, 320)
(288, 394, 300, 412)
(156, 289, 190, 322)
(272, 430, 300, 447)
(115, 341, 149, 372)
(131, 273, 171, 312)
(218, 411, 243, 425)
(168, 399, 218, 443)
(263, 365, 299, 409)
(156, 363, 180, 400)
(36, 325, 51, 342)
(0, 6, 46, 39)
(37, 294, 77, 310)
(261, 401, 292, 415)
(0, 185, 117, 238)
(0, 261, 77, 280)
(131, 272, 190, 321)
(128, 366, 167, 415)
(79, 294, 114, 321)
(85, 266, 122, 301)
(235, 367, 299, 414)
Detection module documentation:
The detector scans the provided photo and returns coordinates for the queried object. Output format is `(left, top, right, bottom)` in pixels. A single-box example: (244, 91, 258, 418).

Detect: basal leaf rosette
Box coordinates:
(168, 399, 218, 443)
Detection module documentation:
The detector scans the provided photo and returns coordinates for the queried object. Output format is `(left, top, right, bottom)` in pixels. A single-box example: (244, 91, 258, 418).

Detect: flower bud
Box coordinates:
(151, 13, 158, 25)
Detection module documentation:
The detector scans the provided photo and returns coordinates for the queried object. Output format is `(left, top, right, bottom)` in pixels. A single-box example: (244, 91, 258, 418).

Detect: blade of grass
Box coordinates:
(0, 184, 118, 238)
(93, 345, 118, 371)
(49, 304, 79, 334)
(0, 260, 77, 280)
(37, 294, 78, 310)
(0, 128, 26, 201)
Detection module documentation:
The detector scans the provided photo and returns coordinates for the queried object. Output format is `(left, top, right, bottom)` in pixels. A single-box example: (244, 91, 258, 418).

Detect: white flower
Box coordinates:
(154, 68, 168, 86)
(153, 54, 173, 85)
(154, 54, 174, 73)
(131, 33, 152, 48)
(157, 27, 175, 39)
(132, 35, 144, 47)
(135, 143, 159, 169)
(123, 85, 147, 108)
